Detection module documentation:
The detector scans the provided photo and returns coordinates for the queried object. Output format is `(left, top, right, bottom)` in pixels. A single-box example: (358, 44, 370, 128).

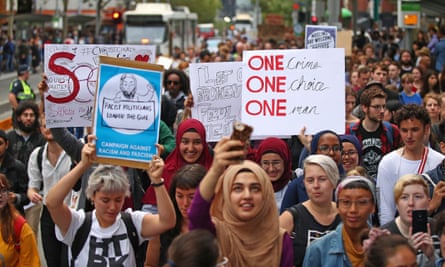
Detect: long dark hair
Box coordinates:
(0, 173, 20, 244)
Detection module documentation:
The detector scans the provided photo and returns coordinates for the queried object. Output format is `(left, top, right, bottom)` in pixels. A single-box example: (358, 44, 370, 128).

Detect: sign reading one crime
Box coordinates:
(93, 56, 163, 168)
(242, 49, 345, 135)
(189, 62, 243, 142)
(44, 44, 156, 128)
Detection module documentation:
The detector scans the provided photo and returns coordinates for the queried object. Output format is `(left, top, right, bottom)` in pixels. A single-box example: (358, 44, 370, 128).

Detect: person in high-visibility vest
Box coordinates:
(8, 64, 35, 111)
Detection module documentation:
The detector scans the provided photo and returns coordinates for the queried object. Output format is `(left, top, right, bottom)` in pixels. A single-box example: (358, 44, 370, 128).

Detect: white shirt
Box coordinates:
(27, 144, 72, 205)
(56, 209, 148, 266)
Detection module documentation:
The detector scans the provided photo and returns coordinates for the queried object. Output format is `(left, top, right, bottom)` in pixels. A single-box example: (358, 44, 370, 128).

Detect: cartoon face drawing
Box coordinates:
(120, 74, 137, 99)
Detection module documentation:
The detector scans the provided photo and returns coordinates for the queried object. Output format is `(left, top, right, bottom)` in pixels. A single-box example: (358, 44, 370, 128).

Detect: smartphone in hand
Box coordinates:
(412, 209, 428, 234)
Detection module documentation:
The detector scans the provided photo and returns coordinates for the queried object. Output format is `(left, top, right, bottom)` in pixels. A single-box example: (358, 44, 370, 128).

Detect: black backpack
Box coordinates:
(70, 211, 140, 267)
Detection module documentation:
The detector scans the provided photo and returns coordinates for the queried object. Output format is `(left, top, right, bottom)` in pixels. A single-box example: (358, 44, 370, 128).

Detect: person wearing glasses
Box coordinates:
(302, 176, 376, 267)
(256, 137, 294, 209)
(346, 84, 401, 182)
(381, 174, 437, 267)
(0, 173, 40, 266)
(163, 69, 190, 111)
(281, 130, 344, 212)
(340, 135, 363, 174)
(280, 154, 341, 267)
(378, 104, 445, 225)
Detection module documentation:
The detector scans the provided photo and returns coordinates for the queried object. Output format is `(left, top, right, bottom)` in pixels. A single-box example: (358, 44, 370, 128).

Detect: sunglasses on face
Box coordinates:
(166, 80, 180, 85)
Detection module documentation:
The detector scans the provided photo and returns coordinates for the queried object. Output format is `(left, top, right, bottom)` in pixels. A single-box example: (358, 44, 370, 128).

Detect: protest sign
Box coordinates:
(305, 25, 337, 49)
(242, 49, 345, 136)
(189, 62, 243, 142)
(44, 44, 156, 128)
(92, 56, 163, 168)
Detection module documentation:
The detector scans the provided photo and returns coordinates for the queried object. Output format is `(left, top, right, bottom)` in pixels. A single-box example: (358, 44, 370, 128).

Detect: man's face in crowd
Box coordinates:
(17, 108, 36, 133)
(399, 118, 429, 152)
(372, 67, 388, 85)
(388, 64, 400, 80)
(400, 52, 412, 66)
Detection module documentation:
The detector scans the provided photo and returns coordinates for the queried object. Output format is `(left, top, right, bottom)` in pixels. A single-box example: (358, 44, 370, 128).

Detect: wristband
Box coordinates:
(151, 178, 165, 187)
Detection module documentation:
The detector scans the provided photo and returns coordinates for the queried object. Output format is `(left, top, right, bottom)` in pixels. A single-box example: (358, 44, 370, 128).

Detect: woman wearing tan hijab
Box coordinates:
(188, 137, 293, 267)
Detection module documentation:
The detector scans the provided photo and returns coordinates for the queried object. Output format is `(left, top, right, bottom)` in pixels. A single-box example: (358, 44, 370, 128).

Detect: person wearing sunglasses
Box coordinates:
(163, 69, 190, 111)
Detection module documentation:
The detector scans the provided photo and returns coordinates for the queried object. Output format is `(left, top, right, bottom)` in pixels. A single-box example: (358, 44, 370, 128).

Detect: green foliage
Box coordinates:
(257, 0, 294, 26)
(171, 0, 221, 23)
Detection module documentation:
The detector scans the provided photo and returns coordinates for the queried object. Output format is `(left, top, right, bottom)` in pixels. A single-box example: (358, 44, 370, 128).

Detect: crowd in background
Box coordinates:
(3, 21, 445, 267)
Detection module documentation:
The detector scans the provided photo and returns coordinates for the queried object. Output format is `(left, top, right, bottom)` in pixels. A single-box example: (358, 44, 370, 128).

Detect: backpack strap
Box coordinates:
(120, 212, 139, 253)
(70, 211, 139, 266)
(382, 121, 394, 148)
(37, 146, 44, 174)
(13, 215, 26, 252)
(71, 211, 93, 266)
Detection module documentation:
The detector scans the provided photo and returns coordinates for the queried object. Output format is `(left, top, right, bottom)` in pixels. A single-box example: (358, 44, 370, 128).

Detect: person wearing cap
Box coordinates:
(8, 64, 35, 111)
(302, 176, 376, 267)
(0, 129, 29, 214)
(346, 86, 401, 181)
(377, 104, 445, 226)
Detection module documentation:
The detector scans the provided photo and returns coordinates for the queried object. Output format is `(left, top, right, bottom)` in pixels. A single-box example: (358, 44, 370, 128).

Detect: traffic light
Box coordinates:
(311, 16, 318, 24)
(112, 11, 122, 24)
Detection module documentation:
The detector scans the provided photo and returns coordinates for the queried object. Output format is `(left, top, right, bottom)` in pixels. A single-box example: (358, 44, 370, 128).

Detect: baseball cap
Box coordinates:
(17, 65, 29, 76)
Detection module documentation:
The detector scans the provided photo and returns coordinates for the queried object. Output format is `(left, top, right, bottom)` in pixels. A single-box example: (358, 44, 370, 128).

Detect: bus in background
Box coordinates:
(197, 23, 216, 39)
(233, 13, 254, 34)
(123, 3, 197, 56)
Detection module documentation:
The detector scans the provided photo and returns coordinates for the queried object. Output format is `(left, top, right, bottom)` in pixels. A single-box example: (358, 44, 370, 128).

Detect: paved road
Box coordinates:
(0, 71, 42, 121)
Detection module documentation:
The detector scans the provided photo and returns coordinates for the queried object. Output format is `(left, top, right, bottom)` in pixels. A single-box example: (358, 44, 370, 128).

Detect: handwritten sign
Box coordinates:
(305, 25, 337, 49)
(189, 62, 242, 142)
(242, 49, 345, 135)
(93, 56, 163, 168)
(44, 44, 156, 128)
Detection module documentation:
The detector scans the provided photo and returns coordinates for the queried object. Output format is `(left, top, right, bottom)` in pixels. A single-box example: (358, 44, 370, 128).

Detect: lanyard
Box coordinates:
(417, 147, 428, 174)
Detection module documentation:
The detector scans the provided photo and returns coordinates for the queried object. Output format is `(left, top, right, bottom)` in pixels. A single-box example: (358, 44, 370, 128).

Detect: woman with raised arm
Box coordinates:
(188, 137, 293, 267)
(45, 136, 176, 266)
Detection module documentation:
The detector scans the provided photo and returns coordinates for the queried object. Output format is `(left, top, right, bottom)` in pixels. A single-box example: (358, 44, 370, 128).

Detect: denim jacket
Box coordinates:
(302, 223, 352, 267)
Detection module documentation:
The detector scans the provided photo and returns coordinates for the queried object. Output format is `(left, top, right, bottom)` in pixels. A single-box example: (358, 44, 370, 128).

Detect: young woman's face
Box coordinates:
(316, 133, 342, 165)
(260, 152, 284, 182)
(175, 187, 197, 219)
(179, 131, 204, 163)
(304, 164, 335, 204)
(428, 74, 438, 88)
(341, 142, 359, 172)
(346, 95, 356, 113)
(230, 172, 264, 221)
(412, 69, 422, 81)
(350, 72, 359, 86)
(424, 98, 440, 120)
(92, 190, 126, 228)
(0, 187, 9, 209)
(385, 245, 418, 267)
(337, 188, 374, 232)
(396, 184, 429, 226)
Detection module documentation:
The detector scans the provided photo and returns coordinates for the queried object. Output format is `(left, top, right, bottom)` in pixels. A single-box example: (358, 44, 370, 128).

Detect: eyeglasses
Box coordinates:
(261, 160, 282, 168)
(166, 80, 180, 85)
(0, 188, 8, 195)
(318, 145, 342, 153)
(338, 198, 373, 208)
(342, 150, 358, 157)
(369, 104, 386, 110)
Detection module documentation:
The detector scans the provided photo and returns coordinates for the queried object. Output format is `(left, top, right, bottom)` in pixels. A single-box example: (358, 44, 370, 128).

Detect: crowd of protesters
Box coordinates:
(3, 22, 445, 267)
